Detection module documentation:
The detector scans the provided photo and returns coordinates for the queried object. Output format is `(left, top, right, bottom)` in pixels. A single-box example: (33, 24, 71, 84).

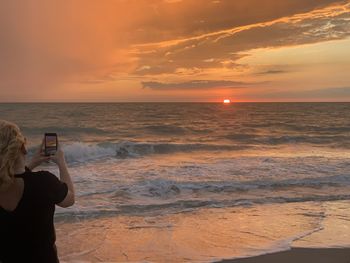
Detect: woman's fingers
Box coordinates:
(57, 138, 62, 151)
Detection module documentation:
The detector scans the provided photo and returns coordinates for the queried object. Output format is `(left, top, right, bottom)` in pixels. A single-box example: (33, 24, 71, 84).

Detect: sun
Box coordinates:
(223, 99, 231, 104)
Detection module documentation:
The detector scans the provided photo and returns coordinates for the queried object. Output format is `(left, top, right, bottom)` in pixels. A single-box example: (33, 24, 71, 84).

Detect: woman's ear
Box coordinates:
(21, 144, 28, 155)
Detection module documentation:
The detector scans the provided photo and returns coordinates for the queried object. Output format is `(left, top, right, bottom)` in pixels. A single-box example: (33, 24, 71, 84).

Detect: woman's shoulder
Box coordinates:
(23, 169, 60, 191)
(24, 169, 56, 180)
(24, 169, 68, 204)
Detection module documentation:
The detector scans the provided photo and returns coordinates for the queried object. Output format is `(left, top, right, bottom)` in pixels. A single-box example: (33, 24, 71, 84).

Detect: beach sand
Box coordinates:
(219, 248, 350, 263)
(57, 201, 350, 262)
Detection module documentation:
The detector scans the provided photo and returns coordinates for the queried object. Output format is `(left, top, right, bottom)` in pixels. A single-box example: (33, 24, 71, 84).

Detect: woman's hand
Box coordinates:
(50, 140, 66, 167)
(27, 139, 51, 170)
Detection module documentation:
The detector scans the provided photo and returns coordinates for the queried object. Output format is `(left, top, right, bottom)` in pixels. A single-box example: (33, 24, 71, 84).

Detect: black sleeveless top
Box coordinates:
(0, 168, 68, 263)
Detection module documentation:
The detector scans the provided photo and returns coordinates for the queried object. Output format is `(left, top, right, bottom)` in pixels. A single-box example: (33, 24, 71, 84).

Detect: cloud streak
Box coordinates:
(142, 80, 258, 90)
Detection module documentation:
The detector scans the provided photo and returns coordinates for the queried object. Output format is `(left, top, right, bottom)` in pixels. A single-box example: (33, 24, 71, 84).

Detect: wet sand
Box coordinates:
(219, 248, 350, 263)
(57, 201, 350, 262)
(57, 204, 323, 262)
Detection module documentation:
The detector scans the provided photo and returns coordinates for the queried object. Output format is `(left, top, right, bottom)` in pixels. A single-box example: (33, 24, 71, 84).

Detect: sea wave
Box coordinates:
(80, 174, 350, 200)
(28, 141, 249, 163)
(56, 193, 350, 220)
(59, 173, 350, 220)
(113, 141, 247, 158)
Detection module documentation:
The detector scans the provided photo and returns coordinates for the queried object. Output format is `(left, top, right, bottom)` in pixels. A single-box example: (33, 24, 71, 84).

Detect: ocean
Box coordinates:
(1, 102, 350, 262)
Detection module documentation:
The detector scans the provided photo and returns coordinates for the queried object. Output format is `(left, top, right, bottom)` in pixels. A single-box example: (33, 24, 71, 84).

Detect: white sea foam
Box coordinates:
(63, 142, 116, 163)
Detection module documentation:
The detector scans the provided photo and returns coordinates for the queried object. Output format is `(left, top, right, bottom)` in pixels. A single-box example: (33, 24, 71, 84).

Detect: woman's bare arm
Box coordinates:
(51, 142, 75, 208)
(57, 158, 75, 208)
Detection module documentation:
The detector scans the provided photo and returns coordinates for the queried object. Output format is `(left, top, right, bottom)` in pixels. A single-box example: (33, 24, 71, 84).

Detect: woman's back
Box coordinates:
(0, 177, 23, 212)
(0, 169, 68, 263)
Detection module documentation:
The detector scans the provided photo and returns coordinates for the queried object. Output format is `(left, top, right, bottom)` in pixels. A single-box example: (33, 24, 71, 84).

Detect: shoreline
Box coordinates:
(218, 248, 350, 263)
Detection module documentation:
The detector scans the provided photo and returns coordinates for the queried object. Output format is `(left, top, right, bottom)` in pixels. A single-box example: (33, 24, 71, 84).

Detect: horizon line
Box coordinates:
(0, 101, 349, 103)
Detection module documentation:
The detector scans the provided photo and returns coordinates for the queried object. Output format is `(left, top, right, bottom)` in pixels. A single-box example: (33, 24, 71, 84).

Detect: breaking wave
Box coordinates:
(28, 141, 249, 163)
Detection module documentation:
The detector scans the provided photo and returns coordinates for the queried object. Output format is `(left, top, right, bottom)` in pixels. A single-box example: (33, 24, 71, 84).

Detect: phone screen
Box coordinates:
(45, 133, 57, 156)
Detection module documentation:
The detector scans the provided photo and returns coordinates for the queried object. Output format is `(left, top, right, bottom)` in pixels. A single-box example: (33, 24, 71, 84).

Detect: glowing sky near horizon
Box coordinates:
(0, 0, 350, 102)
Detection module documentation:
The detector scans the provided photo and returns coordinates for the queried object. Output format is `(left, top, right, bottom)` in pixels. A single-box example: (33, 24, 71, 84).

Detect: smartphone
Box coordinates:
(44, 133, 58, 156)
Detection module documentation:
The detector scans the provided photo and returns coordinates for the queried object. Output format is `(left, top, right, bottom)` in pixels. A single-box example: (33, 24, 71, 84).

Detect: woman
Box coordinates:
(0, 120, 75, 263)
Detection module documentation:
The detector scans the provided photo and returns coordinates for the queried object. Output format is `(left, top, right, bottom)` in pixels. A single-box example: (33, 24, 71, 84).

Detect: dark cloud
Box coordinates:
(134, 1, 350, 75)
(142, 80, 257, 90)
(256, 70, 289, 75)
(253, 87, 350, 100)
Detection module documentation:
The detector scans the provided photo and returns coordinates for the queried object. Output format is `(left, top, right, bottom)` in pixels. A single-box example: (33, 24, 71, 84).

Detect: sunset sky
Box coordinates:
(0, 0, 350, 102)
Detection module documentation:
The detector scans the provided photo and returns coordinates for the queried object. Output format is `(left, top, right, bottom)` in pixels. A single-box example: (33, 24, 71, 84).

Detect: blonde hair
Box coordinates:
(0, 120, 26, 192)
